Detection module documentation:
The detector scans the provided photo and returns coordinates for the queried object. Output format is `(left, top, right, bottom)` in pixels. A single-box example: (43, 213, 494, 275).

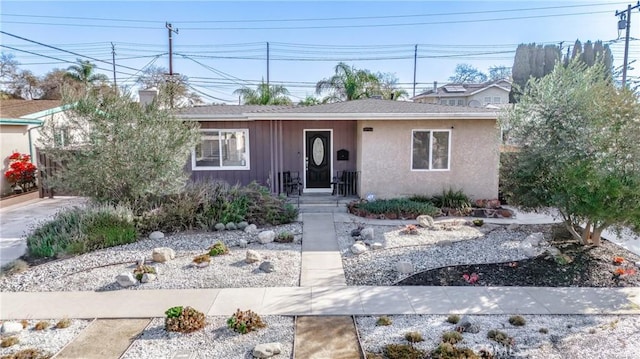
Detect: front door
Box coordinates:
(305, 131, 331, 189)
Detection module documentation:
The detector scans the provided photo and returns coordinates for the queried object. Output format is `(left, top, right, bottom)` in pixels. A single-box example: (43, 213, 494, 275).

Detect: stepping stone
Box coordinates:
(294, 316, 361, 359)
(56, 318, 150, 359)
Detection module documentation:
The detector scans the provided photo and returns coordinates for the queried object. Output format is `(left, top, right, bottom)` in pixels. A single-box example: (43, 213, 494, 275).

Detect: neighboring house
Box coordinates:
(0, 99, 69, 195)
(412, 79, 512, 108)
(176, 99, 500, 200)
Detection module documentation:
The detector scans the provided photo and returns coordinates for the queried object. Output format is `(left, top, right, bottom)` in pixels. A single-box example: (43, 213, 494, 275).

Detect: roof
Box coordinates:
(412, 80, 512, 100)
(177, 99, 498, 121)
(0, 99, 63, 119)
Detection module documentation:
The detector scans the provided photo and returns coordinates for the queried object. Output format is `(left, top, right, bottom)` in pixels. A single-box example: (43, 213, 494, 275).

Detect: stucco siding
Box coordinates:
(358, 119, 499, 200)
(1, 125, 32, 195)
(469, 87, 509, 105)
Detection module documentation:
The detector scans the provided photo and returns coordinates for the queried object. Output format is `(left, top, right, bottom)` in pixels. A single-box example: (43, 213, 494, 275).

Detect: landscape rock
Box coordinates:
(238, 239, 248, 248)
(258, 230, 276, 244)
(245, 224, 259, 234)
(116, 272, 137, 287)
(215, 223, 226, 231)
(246, 250, 261, 263)
(371, 242, 383, 250)
(521, 243, 538, 258)
(545, 247, 561, 256)
(226, 222, 237, 230)
(351, 228, 362, 237)
(259, 261, 276, 273)
(457, 315, 481, 334)
(149, 231, 164, 240)
(237, 221, 249, 230)
(1, 321, 23, 334)
(253, 342, 282, 358)
(416, 215, 435, 228)
(141, 273, 157, 283)
(152, 247, 175, 263)
(525, 232, 545, 247)
(396, 261, 414, 274)
(351, 242, 367, 255)
(361, 227, 375, 241)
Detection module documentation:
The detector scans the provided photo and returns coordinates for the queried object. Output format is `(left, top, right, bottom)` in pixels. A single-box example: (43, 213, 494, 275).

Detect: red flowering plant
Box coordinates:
(4, 152, 37, 192)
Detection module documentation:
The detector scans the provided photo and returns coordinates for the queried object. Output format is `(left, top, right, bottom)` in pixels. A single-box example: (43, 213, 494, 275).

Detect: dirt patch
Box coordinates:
(294, 316, 361, 359)
(56, 318, 150, 359)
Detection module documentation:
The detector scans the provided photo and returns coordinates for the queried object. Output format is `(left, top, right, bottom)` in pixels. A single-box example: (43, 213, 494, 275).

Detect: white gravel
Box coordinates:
(0, 223, 302, 292)
(122, 315, 294, 359)
(0, 319, 90, 358)
(357, 314, 640, 358)
(338, 221, 548, 285)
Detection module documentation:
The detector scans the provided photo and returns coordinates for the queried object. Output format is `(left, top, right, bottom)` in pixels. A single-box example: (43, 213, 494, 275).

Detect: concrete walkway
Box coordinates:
(1, 201, 640, 321)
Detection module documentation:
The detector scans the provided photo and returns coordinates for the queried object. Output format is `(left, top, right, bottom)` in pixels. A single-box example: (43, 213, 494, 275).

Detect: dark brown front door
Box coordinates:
(305, 131, 331, 188)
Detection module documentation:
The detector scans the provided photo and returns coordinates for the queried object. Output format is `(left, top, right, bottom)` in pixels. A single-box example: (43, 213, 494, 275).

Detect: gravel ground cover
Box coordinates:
(357, 314, 640, 358)
(0, 319, 90, 358)
(0, 223, 301, 292)
(122, 315, 293, 359)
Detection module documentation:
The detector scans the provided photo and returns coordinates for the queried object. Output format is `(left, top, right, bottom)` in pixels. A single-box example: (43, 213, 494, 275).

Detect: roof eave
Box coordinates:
(0, 118, 45, 125)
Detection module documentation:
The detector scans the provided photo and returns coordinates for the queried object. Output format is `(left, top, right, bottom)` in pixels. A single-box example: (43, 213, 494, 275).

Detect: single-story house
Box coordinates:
(176, 99, 500, 200)
(0, 99, 68, 196)
(412, 79, 512, 108)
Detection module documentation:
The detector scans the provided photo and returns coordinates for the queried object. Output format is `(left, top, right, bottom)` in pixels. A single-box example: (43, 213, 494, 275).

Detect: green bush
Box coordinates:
(27, 205, 137, 258)
(431, 188, 472, 211)
(226, 308, 266, 334)
(208, 241, 229, 256)
(404, 331, 424, 343)
(446, 314, 460, 324)
(441, 331, 463, 345)
(508, 315, 526, 326)
(383, 344, 426, 359)
(353, 198, 438, 217)
(431, 342, 480, 359)
(164, 306, 206, 333)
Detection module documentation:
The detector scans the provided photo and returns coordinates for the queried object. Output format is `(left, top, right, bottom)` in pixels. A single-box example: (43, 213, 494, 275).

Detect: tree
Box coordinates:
(298, 96, 320, 106)
(9, 70, 42, 100)
(38, 92, 201, 204)
(488, 66, 511, 81)
(316, 62, 380, 102)
(375, 72, 408, 100)
(65, 59, 109, 88)
(233, 82, 292, 105)
(39, 69, 82, 100)
(136, 65, 202, 107)
(448, 64, 487, 83)
(501, 59, 640, 246)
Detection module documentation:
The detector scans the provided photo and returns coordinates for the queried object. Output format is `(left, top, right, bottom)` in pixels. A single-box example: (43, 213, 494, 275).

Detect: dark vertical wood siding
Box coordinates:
(190, 120, 357, 187)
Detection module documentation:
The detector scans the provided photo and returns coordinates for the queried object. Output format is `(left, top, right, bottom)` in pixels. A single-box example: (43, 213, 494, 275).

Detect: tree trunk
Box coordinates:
(581, 221, 592, 245)
(592, 226, 605, 246)
(564, 221, 583, 243)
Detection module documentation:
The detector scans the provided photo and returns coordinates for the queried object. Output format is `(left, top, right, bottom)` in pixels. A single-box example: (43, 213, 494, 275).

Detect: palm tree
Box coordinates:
(315, 62, 380, 102)
(233, 82, 292, 105)
(65, 59, 109, 88)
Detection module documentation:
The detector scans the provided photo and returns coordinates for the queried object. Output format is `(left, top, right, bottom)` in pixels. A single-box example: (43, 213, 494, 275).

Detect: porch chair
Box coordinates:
(282, 171, 302, 196)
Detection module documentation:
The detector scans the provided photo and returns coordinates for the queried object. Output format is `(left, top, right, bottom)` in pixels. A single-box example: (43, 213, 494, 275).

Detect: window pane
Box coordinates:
(448, 99, 456, 106)
(431, 131, 449, 169)
(493, 97, 501, 104)
(221, 131, 247, 167)
(484, 97, 491, 104)
(412, 131, 430, 170)
(196, 132, 220, 167)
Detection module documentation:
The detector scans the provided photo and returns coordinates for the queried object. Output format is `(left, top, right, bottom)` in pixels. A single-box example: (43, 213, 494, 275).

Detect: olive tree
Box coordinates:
(39, 92, 201, 204)
(501, 59, 640, 245)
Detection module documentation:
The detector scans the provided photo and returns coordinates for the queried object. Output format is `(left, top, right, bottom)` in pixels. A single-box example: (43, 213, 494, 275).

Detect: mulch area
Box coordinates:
(397, 226, 640, 287)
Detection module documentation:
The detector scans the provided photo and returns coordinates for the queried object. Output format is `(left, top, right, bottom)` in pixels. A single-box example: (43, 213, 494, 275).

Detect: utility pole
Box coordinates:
(615, 2, 640, 88)
(266, 42, 270, 87)
(111, 42, 117, 89)
(412, 44, 417, 98)
(166, 22, 179, 107)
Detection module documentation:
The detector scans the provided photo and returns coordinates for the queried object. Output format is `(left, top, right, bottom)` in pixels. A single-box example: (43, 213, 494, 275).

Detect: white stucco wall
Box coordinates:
(357, 118, 500, 200)
(469, 87, 509, 105)
(0, 125, 35, 195)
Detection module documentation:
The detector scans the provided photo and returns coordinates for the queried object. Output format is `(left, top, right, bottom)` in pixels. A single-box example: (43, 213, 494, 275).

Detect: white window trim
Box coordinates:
(192, 129, 250, 171)
(410, 129, 452, 172)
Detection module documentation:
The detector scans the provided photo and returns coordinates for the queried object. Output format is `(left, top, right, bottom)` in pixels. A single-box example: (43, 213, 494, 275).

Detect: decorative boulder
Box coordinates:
(245, 224, 259, 234)
(360, 227, 375, 241)
(257, 230, 276, 244)
(524, 232, 545, 247)
(253, 342, 282, 358)
(226, 222, 237, 230)
(416, 215, 435, 228)
(214, 223, 226, 231)
(246, 250, 261, 264)
(116, 272, 137, 287)
(259, 261, 276, 273)
(1, 321, 23, 334)
(152, 247, 175, 263)
(237, 221, 249, 230)
(141, 273, 157, 283)
(149, 231, 164, 240)
(456, 315, 480, 334)
(351, 228, 362, 237)
(371, 242, 384, 250)
(350, 242, 367, 255)
(396, 261, 414, 274)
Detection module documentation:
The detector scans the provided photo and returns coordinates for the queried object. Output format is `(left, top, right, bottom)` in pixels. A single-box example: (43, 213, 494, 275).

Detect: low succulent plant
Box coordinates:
(192, 254, 211, 264)
(376, 315, 392, 326)
(208, 241, 229, 256)
(383, 344, 426, 359)
(274, 231, 294, 243)
(1, 348, 51, 359)
(226, 308, 266, 334)
(441, 331, 463, 344)
(133, 265, 156, 281)
(55, 318, 71, 329)
(508, 315, 526, 326)
(431, 343, 480, 359)
(34, 321, 50, 331)
(446, 314, 460, 324)
(1, 336, 19, 348)
(164, 306, 206, 333)
(404, 331, 424, 343)
(487, 329, 514, 347)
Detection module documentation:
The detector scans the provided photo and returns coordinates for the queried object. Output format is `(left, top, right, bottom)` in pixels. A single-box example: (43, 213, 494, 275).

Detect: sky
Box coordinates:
(1, 0, 638, 104)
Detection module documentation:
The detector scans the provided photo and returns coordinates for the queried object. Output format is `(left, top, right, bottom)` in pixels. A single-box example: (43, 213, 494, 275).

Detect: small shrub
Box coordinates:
(400, 224, 419, 235)
(164, 306, 206, 333)
(352, 198, 439, 217)
(446, 314, 460, 324)
(383, 344, 426, 359)
(441, 330, 463, 344)
(472, 219, 484, 227)
(487, 329, 513, 347)
(508, 315, 526, 326)
(1, 336, 19, 348)
(192, 254, 211, 264)
(538, 327, 548, 334)
(431, 343, 480, 359)
(133, 265, 156, 281)
(376, 315, 392, 326)
(431, 188, 472, 212)
(20, 319, 29, 328)
(55, 318, 71, 329)
(1, 348, 52, 359)
(365, 351, 384, 359)
(404, 331, 424, 343)
(226, 308, 266, 334)
(34, 321, 50, 331)
(208, 241, 229, 256)
(274, 231, 294, 243)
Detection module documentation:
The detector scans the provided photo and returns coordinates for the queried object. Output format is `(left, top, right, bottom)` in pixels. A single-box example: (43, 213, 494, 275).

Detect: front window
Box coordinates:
(192, 129, 249, 170)
(411, 130, 451, 171)
(493, 97, 501, 104)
